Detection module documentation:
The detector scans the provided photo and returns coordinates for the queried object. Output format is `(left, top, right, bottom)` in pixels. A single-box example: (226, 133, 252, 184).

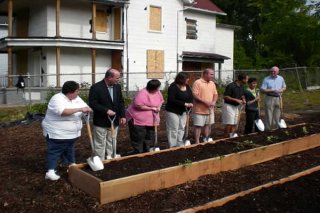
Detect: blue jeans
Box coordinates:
(46, 135, 77, 170)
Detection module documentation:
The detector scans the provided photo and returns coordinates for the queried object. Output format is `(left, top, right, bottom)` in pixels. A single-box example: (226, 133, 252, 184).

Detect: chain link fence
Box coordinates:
(0, 67, 319, 105)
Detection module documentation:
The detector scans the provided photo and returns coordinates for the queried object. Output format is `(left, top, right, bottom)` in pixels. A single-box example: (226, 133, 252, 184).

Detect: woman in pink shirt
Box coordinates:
(126, 80, 164, 153)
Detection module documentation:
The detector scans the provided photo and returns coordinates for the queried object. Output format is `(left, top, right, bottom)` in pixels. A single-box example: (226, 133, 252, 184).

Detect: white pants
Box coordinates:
(93, 125, 118, 160)
(166, 111, 187, 148)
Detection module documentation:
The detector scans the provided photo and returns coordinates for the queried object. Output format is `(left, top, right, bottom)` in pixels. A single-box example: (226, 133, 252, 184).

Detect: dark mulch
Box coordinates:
(84, 123, 320, 181)
(0, 110, 320, 212)
(206, 170, 320, 213)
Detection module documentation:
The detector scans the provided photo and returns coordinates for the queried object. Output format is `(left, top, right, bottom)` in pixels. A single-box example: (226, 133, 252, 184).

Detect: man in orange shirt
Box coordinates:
(192, 68, 218, 144)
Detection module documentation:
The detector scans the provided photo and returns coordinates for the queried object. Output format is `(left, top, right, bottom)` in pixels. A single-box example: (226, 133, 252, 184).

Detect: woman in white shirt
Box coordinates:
(42, 81, 91, 181)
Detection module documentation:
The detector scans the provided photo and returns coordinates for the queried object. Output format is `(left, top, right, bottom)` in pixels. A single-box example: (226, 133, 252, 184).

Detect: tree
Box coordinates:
(213, 0, 320, 67)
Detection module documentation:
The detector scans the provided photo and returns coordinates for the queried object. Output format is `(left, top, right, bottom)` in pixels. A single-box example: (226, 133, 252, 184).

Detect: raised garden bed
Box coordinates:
(102, 147, 320, 212)
(203, 170, 320, 213)
(69, 123, 320, 204)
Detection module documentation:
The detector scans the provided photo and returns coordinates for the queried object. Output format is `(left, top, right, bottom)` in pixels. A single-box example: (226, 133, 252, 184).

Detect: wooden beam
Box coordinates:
(56, 47, 60, 87)
(8, 0, 12, 37)
(56, 0, 60, 37)
(7, 47, 13, 87)
(92, 48, 96, 84)
(92, 3, 96, 39)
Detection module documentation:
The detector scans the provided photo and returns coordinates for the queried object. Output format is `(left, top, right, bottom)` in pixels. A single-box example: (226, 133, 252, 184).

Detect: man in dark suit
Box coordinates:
(89, 68, 126, 160)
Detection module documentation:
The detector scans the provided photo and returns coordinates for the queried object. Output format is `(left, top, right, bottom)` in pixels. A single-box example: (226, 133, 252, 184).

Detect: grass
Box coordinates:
(0, 106, 28, 122)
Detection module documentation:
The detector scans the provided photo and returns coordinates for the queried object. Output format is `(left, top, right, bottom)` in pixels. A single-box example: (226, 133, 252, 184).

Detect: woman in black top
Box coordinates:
(165, 72, 193, 148)
(244, 77, 261, 134)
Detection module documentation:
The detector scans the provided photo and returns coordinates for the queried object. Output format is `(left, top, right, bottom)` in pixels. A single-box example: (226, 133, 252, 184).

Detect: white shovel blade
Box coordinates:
(278, 119, 287, 128)
(230, 133, 238, 138)
(87, 156, 104, 171)
(184, 140, 191, 146)
(149, 147, 160, 152)
(255, 119, 265, 131)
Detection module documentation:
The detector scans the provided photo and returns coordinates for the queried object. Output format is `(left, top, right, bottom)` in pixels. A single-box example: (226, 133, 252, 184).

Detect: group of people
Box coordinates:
(42, 66, 286, 181)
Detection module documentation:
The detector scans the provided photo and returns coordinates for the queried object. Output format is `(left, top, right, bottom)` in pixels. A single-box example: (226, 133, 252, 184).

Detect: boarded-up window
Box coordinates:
(113, 7, 121, 40)
(96, 10, 108, 32)
(186, 18, 197, 39)
(149, 6, 161, 31)
(147, 50, 164, 79)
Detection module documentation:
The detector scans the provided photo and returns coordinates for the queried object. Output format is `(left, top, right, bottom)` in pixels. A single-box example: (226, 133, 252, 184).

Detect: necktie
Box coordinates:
(108, 86, 113, 101)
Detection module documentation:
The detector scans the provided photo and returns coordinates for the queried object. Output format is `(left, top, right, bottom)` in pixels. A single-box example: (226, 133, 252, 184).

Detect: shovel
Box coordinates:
(254, 89, 265, 131)
(230, 104, 244, 138)
(278, 94, 287, 128)
(149, 112, 160, 152)
(108, 115, 121, 158)
(183, 107, 192, 146)
(85, 113, 104, 171)
(204, 107, 214, 142)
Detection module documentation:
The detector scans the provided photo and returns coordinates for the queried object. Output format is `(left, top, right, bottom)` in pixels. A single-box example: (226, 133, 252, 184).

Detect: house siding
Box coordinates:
(44, 47, 111, 86)
(215, 26, 234, 80)
(29, 3, 48, 37)
(126, 0, 182, 90)
(0, 25, 8, 86)
(181, 11, 216, 54)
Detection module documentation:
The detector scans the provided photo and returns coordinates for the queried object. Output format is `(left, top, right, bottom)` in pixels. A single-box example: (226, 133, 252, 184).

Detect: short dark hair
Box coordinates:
(62, 81, 79, 95)
(175, 72, 189, 85)
(202, 68, 212, 75)
(237, 72, 248, 81)
(105, 68, 114, 79)
(146, 79, 161, 92)
(248, 77, 257, 84)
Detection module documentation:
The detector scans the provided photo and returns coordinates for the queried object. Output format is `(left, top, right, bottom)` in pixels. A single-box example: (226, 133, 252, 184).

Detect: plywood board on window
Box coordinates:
(147, 50, 164, 79)
(149, 6, 161, 31)
(96, 10, 107, 32)
(113, 7, 121, 40)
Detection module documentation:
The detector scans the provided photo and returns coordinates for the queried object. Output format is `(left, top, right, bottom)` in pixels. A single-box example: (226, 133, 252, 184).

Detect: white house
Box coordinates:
(0, 16, 8, 86)
(0, 0, 233, 91)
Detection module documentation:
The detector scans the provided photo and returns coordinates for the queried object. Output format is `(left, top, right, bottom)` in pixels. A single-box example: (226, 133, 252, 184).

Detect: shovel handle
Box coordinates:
(108, 115, 116, 137)
(85, 113, 94, 144)
(279, 95, 283, 110)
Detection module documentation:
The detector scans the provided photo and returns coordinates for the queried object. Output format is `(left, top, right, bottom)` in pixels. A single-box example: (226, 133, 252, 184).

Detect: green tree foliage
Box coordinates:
(213, 0, 320, 67)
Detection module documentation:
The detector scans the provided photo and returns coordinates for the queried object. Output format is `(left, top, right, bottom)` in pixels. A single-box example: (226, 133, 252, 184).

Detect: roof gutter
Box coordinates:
(186, 7, 227, 16)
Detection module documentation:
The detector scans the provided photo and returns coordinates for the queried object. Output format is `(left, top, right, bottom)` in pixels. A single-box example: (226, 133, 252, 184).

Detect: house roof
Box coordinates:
(193, 0, 225, 14)
(182, 51, 230, 63)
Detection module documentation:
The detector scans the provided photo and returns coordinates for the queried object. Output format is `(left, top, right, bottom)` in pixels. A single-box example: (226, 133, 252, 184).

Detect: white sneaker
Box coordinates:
(106, 154, 121, 160)
(45, 170, 60, 181)
(203, 137, 213, 143)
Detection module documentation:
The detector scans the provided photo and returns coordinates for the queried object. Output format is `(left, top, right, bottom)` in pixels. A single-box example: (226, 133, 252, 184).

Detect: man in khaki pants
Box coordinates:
(260, 66, 286, 130)
(89, 68, 126, 160)
(192, 68, 218, 144)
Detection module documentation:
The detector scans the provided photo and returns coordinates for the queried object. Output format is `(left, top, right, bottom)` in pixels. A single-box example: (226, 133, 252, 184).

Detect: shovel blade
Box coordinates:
(278, 119, 287, 128)
(87, 156, 104, 171)
(184, 140, 191, 146)
(230, 133, 238, 138)
(255, 119, 265, 131)
(149, 147, 160, 152)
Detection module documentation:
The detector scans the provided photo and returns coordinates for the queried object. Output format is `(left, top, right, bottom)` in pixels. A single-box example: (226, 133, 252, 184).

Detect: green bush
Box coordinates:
(30, 103, 47, 114)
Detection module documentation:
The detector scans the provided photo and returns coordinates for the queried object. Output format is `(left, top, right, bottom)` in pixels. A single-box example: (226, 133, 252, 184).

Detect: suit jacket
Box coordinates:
(89, 80, 125, 127)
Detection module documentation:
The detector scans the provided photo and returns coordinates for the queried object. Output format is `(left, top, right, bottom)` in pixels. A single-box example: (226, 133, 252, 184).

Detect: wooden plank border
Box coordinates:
(69, 129, 320, 204)
(179, 165, 320, 213)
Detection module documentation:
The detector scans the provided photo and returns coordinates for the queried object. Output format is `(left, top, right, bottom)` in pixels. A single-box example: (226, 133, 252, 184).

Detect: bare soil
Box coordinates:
(0, 109, 320, 212)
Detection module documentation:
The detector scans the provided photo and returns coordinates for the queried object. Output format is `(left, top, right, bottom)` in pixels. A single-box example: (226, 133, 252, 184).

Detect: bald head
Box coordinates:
(104, 68, 120, 86)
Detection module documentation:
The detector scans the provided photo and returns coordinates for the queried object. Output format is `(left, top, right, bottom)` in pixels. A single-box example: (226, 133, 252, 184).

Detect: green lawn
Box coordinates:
(0, 89, 319, 122)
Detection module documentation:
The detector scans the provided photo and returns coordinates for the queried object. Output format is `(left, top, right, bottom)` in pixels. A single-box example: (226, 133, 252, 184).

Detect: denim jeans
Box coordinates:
(46, 135, 77, 170)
